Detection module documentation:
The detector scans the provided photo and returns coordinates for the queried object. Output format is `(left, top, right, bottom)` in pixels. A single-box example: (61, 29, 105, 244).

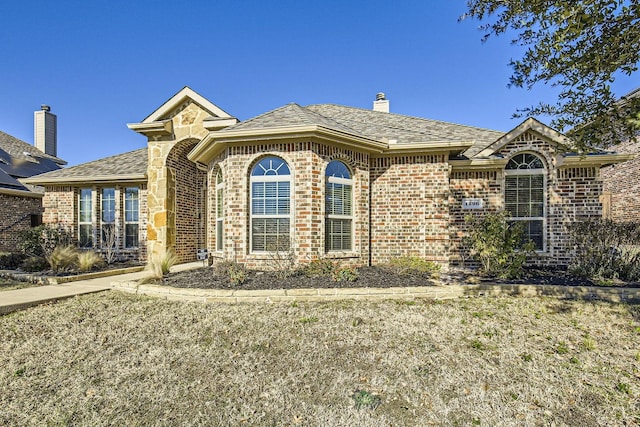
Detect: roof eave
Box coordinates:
(559, 153, 636, 168)
(0, 187, 42, 198)
(188, 125, 387, 164)
(127, 120, 173, 137)
(381, 141, 474, 156)
(24, 173, 147, 186)
(449, 158, 509, 170)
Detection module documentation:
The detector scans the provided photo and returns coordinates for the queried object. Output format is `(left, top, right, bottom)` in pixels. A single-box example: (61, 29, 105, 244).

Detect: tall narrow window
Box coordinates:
(250, 156, 291, 251)
(505, 153, 545, 250)
(124, 187, 139, 248)
(215, 170, 224, 251)
(101, 188, 116, 248)
(325, 160, 353, 251)
(79, 188, 93, 248)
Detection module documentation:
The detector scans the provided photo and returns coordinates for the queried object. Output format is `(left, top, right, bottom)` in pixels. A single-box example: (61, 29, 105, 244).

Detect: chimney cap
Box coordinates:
(40, 105, 51, 112)
(375, 92, 386, 101)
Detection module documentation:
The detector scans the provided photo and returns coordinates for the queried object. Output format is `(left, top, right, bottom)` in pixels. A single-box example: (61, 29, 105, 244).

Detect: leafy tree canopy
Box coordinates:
(462, 0, 640, 151)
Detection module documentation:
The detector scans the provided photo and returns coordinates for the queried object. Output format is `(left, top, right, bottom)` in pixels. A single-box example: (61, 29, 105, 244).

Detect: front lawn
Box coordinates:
(1, 293, 638, 426)
(0, 278, 39, 292)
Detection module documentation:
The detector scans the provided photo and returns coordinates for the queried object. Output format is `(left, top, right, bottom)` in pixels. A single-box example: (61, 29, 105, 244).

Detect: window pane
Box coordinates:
(251, 157, 290, 176)
(326, 160, 351, 179)
(216, 219, 223, 251)
(102, 188, 115, 223)
(252, 218, 290, 251)
(326, 219, 352, 251)
(125, 224, 139, 248)
(79, 224, 92, 248)
(125, 188, 139, 222)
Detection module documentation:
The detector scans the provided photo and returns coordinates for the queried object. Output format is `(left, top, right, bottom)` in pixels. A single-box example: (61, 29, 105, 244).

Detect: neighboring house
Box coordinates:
(26, 87, 633, 268)
(600, 87, 640, 222)
(0, 106, 66, 252)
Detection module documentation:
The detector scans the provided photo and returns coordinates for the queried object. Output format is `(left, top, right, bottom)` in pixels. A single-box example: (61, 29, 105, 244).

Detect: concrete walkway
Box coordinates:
(0, 262, 203, 315)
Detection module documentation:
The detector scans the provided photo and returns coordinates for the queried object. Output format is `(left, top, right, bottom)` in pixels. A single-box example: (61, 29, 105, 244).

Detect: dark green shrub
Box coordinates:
(332, 266, 359, 282)
(385, 256, 441, 276)
(464, 211, 535, 279)
(0, 253, 26, 270)
(302, 259, 338, 277)
(569, 219, 640, 281)
(21, 257, 49, 272)
(18, 225, 74, 258)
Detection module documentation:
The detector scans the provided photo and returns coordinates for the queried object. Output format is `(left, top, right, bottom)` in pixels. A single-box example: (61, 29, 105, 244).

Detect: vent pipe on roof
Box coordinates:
(373, 92, 389, 113)
(34, 105, 57, 157)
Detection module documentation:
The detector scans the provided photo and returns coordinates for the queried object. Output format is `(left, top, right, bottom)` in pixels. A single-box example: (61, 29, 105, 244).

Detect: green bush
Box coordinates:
(0, 253, 26, 270)
(332, 266, 359, 282)
(18, 225, 73, 258)
(302, 259, 338, 277)
(385, 256, 441, 276)
(228, 262, 248, 286)
(569, 219, 640, 282)
(21, 256, 49, 272)
(465, 211, 535, 279)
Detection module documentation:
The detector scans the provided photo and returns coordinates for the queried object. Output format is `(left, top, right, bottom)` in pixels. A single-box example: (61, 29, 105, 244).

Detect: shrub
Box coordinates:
(385, 256, 441, 276)
(0, 253, 26, 270)
(47, 246, 79, 272)
(332, 266, 359, 282)
(464, 211, 535, 279)
(20, 256, 49, 272)
(19, 225, 73, 258)
(77, 251, 104, 273)
(302, 259, 338, 277)
(264, 238, 297, 279)
(227, 262, 248, 286)
(569, 219, 640, 282)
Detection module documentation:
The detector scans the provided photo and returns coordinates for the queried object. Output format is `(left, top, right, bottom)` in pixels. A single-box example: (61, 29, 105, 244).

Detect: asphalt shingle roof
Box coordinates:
(27, 148, 147, 182)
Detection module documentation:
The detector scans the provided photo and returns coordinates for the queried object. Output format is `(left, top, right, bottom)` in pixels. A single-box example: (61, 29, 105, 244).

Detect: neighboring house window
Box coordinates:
(216, 170, 224, 251)
(124, 187, 139, 248)
(325, 160, 353, 252)
(101, 188, 116, 248)
(79, 188, 93, 248)
(505, 153, 545, 250)
(250, 156, 291, 251)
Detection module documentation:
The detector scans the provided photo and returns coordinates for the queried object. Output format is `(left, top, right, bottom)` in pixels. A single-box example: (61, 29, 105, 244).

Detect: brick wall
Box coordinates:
(601, 139, 640, 222)
(166, 139, 207, 263)
(369, 155, 450, 266)
(41, 183, 148, 260)
(0, 193, 42, 252)
(208, 141, 370, 269)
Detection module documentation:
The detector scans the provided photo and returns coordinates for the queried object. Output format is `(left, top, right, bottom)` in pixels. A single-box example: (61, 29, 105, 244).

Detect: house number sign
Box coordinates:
(462, 198, 484, 209)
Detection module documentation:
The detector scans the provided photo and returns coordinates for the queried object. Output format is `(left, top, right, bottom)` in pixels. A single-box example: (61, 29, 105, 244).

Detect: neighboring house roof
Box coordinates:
(24, 148, 147, 185)
(0, 130, 66, 195)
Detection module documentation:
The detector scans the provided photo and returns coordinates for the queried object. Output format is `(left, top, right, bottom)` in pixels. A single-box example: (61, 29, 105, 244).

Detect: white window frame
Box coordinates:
(215, 170, 224, 252)
(124, 187, 139, 249)
(101, 187, 117, 249)
(325, 161, 353, 252)
(250, 157, 292, 253)
(78, 188, 93, 248)
(504, 153, 546, 252)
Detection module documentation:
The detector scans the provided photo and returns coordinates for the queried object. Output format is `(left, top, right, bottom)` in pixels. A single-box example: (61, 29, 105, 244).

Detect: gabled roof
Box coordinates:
(24, 148, 147, 185)
(0, 130, 66, 194)
(141, 86, 233, 123)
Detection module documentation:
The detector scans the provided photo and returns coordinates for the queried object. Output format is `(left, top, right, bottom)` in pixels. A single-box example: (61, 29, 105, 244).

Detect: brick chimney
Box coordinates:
(373, 92, 389, 113)
(34, 105, 57, 157)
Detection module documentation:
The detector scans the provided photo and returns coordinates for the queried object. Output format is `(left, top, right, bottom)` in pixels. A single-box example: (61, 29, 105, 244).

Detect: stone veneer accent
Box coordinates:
(145, 101, 212, 263)
(601, 139, 640, 222)
(0, 193, 42, 252)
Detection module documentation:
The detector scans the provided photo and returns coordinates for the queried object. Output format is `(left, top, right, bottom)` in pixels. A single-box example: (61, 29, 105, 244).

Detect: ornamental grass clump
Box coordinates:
(77, 251, 104, 273)
(145, 249, 177, 281)
(46, 246, 79, 273)
(386, 256, 441, 277)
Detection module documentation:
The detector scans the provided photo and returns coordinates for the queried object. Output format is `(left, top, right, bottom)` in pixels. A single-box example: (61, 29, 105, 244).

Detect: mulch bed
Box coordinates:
(162, 266, 640, 290)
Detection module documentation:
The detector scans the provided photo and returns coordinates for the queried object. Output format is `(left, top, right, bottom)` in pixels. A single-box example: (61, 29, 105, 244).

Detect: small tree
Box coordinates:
(101, 224, 119, 265)
(465, 211, 535, 278)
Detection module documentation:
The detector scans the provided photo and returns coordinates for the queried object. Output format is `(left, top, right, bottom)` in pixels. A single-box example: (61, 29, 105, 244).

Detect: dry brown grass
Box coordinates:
(0, 293, 638, 426)
(0, 278, 39, 292)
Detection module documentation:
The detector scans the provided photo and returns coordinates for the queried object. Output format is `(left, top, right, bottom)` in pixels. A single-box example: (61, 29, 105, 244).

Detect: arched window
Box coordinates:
(505, 153, 545, 250)
(215, 169, 224, 252)
(250, 157, 291, 251)
(325, 160, 353, 252)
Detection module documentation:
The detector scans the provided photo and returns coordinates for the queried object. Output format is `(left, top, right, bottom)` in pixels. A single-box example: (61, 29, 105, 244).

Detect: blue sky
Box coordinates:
(1, 0, 637, 166)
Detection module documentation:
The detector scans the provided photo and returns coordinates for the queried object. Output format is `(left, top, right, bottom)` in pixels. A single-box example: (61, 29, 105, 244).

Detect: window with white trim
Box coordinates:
(505, 153, 545, 250)
(78, 188, 92, 248)
(325, 160, 353, 251)
(250, 157, 291, 252)
(101, 188, 116, 248)
(215, 170, 224, 251)
(124, 187, 139, 248)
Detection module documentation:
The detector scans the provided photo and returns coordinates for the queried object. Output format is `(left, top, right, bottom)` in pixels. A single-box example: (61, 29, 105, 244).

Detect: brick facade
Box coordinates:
(0, 193, 42, 252)
(41, 183, 148, 260)
(601, 139, 640, 222)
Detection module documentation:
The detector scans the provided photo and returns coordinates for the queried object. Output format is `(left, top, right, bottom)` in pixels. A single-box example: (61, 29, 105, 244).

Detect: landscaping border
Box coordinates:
(1, 265, 146, 285)
(111, 280, 640, 304)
